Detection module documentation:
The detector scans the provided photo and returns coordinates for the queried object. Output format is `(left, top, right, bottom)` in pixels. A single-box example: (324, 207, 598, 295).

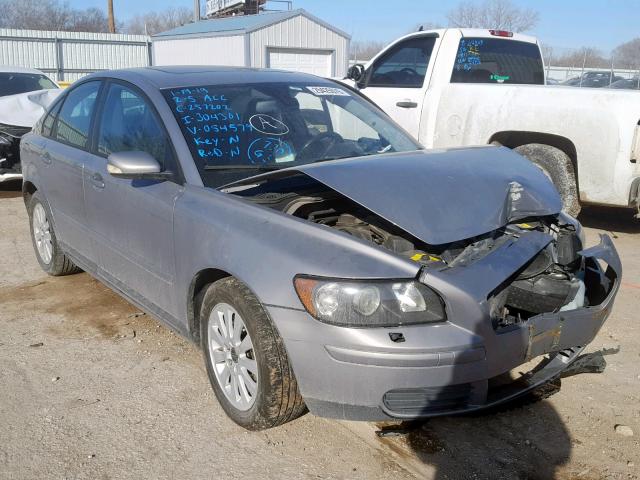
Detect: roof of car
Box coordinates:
(84, 66, 337, 90)
(0, 66, 50, 75)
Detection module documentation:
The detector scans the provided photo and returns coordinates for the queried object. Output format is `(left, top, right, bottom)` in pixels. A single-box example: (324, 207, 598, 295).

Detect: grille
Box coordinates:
(383, 384, 472, 416)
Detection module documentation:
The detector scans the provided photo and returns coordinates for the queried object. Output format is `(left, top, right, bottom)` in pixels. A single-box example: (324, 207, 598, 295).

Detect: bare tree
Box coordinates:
(350, 40, 387, 61)
(124, 7, 193, 35)
(0, 0, 111, 32)
(612, 38, 640, 69)
(447, 0, 539, 32)
(553, 47, 610, 69)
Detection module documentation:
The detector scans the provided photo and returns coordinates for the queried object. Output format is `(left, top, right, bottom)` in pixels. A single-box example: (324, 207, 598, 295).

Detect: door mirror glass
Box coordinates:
(347, 64, 366, 85)
(107, 151, 168, 180)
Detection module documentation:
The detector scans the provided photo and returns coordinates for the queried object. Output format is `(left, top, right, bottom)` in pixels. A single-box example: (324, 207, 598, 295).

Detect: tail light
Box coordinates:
(489, 30, 513, 37)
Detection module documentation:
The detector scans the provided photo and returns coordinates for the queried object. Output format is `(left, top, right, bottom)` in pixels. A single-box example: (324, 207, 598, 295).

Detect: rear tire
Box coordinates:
(28, 191, 81, 276)
(200, 277, 306, 430)
(514, 143, 581, 217)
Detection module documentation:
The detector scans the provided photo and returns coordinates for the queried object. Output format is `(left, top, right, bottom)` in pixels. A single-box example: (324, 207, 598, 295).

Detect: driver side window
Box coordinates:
(368, 37, 436, 88)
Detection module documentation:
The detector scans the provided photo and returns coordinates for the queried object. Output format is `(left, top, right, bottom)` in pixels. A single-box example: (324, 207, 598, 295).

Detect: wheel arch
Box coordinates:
(22, 180, 37, 207)
(187, 268, 233, 345)
(489, 131, 579, 188)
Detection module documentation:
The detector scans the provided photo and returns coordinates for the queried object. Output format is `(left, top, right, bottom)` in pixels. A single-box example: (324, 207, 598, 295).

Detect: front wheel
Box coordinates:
(200, 277, 306, 430)
(514, 143, 581, 217)
(28, 191, 81, 276)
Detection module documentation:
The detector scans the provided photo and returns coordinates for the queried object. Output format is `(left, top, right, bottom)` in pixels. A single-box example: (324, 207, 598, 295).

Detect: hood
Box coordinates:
(228, 146, 562, 246)
(0, 89, 62, 127)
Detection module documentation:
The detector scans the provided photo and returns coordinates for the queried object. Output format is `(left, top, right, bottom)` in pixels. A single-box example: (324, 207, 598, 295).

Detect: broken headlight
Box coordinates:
(293, 276, 446, 327)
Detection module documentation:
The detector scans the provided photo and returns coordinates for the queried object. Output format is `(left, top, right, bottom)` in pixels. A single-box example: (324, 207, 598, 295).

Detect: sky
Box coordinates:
(68, 0, 640, 53)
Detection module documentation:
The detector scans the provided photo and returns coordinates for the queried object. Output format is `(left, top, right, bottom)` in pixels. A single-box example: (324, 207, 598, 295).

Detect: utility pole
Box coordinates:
(194, 0, 201, 22)
(107, 0, 115, 33)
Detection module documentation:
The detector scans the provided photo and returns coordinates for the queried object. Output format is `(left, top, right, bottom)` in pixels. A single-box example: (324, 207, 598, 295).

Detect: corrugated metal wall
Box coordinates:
(249, 15, 349, 77)
(0, 29, 151, 82)
(152, 35, 245, 66)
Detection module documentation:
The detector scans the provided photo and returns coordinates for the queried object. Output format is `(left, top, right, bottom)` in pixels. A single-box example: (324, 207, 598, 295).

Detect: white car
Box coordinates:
(0, 66, 60, 183)
(342, 28, 640, 217)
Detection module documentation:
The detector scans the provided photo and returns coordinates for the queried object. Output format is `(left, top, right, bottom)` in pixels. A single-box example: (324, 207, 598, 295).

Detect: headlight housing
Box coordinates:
(293, 276, 446, 328)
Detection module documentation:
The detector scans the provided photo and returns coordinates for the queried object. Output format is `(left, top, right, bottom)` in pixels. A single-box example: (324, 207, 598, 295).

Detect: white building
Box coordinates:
(151, 9, 350, 77)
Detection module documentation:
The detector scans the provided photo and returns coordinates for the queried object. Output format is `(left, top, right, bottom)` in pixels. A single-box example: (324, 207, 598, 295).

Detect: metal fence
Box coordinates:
(0, 28, 151, 82)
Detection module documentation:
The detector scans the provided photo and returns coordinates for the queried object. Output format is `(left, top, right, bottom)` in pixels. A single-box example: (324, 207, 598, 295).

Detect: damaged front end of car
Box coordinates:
(0, 123, 31, 181)
(221, 147, 621, 418)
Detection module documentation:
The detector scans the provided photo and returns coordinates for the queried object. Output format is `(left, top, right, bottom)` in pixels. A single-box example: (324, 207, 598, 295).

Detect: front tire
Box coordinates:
(514, 143, 581, 217)
(200, 277, 306, 430)
(28, 191, 81, 276)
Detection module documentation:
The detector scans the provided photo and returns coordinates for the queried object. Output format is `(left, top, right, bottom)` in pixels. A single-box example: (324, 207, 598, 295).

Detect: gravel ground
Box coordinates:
(1, 180, 639, 479)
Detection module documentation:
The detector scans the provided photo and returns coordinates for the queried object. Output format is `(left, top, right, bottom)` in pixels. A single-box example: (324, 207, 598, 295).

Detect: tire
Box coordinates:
(200, 277, 306, 430)
(514, 143, 581, 217)
(27, 191, 81, 276)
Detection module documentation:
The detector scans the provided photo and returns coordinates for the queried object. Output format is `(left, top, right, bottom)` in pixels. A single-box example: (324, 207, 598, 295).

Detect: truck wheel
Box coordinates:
(200, 277, 306, 430)
(28, 191, 81, 276)
(514, 143, 581, 217)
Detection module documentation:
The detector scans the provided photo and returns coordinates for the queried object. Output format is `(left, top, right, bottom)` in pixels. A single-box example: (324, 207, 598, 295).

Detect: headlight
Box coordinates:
(293, 276, 446, 327)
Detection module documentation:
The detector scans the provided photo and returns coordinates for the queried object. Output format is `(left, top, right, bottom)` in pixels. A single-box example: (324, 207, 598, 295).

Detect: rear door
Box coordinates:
(357, 36, 437, 137)
(41, 81, 102, 262)
(83, 81, 183, 319)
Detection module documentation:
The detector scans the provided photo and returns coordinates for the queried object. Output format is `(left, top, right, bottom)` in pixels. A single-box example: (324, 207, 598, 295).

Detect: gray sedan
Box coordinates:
(20, 67, 621, 430)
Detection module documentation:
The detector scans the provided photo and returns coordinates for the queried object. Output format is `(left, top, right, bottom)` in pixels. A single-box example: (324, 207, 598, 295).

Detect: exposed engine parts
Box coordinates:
(234, 174, 589, 325)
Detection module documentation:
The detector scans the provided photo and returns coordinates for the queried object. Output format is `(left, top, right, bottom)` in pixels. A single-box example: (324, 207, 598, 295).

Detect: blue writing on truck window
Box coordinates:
(455, 38, 484, 71)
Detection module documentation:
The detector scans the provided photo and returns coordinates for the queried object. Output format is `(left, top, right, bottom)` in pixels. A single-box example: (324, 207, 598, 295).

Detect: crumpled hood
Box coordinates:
(291, 146, 562, 245)
(0, 89, 62, 127)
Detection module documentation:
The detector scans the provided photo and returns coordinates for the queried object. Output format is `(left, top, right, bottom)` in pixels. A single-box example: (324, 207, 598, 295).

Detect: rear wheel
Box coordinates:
(200, 277, 306, 430)
(28, 191, 81, 276)
(514, 143, 581, 217)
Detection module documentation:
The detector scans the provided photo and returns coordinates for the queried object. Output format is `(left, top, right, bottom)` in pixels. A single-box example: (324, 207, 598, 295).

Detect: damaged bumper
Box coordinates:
(272, 234, 621, 421)
(0, 124, 31, 182)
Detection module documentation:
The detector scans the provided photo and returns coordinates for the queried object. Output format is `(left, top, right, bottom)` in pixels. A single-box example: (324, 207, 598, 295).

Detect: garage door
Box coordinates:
(268, 48, 333, 77)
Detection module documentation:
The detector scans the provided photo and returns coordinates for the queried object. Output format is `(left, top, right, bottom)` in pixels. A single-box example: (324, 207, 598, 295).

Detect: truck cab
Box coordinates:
(343, 29, 640, 217)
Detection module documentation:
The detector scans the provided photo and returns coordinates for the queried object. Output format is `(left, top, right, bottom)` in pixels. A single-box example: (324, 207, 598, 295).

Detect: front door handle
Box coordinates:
(90, 172, 105, 189)
(396, 100, 418, 108)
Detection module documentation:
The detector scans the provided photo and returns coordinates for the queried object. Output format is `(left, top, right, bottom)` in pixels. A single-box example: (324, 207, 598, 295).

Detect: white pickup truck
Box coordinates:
(341, 28, 640, 216)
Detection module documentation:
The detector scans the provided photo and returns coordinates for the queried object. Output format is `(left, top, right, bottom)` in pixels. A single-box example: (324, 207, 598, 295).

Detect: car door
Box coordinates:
(40, 81, 102, 263)
(358, 36, 437, 138)
(83, 81, 183, 319)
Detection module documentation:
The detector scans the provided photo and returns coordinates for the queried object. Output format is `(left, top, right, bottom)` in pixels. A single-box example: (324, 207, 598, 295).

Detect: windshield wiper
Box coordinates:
(204, 164, 282, 171)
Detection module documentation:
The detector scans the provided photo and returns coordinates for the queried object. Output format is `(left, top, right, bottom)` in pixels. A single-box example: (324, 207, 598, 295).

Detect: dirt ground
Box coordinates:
(1, 179, 639, 480)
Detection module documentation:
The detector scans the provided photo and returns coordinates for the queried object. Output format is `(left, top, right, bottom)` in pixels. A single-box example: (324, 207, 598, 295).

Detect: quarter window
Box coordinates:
(97, 83, 173, 168)
(368, 37, 436, 88)
(54, 81, 100, 149)
(41, 101, 62, 138)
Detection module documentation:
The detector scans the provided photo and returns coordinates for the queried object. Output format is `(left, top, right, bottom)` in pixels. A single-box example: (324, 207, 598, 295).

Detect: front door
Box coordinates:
(83, 81, 183, 319)
(358, 36, 436, 138)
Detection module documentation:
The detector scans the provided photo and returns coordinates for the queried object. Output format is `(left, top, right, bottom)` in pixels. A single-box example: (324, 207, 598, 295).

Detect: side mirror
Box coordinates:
(107, 151, 172, 180)
(346, 64, 366, 85)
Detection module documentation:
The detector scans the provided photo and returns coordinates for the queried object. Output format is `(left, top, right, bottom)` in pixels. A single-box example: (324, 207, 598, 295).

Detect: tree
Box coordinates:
(553, 47, 610, 69)
(612, 38, 640, 69)
(350, 40, 387, 61)
(124, 7, 193, 35)
(0, 0, 109, 32)
(447, 0, 539, 32)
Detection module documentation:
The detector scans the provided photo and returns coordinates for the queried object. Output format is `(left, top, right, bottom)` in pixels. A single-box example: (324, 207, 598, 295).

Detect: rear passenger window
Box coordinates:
(97, 83, 173, 168)
(55, 81, 100, 148)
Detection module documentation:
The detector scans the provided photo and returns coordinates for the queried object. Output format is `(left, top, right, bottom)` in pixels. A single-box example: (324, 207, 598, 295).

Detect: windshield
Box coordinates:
(451, 38, 544, 85)
(162, 82, 420, 187)
(0, 72, 58, 97)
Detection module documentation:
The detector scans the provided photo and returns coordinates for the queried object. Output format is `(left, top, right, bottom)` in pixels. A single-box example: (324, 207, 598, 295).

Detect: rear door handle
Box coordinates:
(41, 152, 52, 165)
(91, 172, 105, 189)
(396, 100, 418, 108)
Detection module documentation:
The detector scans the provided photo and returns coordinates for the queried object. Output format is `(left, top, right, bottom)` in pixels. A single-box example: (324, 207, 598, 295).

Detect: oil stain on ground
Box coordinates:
(0, 273, 152, 339)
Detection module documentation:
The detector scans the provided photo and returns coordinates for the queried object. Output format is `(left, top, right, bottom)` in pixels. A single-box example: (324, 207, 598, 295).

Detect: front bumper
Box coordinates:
(270, 234, 621, 421)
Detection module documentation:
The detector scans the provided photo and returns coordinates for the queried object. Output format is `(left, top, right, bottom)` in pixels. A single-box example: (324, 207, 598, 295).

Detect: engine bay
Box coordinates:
(229, 173, 592, 325)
